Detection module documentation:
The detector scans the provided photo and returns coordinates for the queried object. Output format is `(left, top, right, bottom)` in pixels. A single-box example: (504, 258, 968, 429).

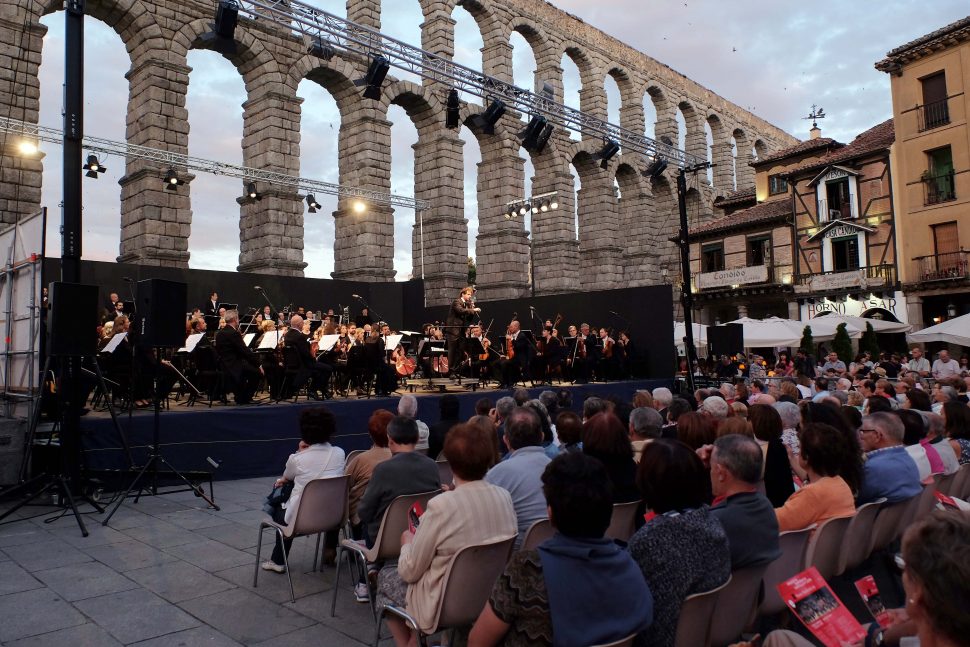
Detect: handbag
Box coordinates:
(262, 480, 294, 517)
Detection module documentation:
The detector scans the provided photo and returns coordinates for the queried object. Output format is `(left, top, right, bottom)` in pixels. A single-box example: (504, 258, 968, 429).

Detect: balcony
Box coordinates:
(817, 197, 856, 222)
(923, 171, 956, 205)
(917, 97, 951, 132)
(694, 264, 787, 292)
(914, 250, 969, 282)
(793, 264, 896, 295)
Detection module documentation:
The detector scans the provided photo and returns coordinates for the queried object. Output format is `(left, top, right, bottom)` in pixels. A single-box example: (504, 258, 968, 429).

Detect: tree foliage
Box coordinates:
(799, 325, 815, 355)
(860, 322, 881, 358)
(832, 322, 853, 364)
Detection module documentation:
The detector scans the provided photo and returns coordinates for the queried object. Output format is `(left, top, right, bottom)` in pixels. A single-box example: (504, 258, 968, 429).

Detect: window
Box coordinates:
(919, 71, 949, 131)
(825, 178, 852, 220)
(768, 174, 788, 196)
(747, 236, 771, 267)
(831, 236, 860, 272)
(925, 146, 955, 204)
(702, 244, 724, 272)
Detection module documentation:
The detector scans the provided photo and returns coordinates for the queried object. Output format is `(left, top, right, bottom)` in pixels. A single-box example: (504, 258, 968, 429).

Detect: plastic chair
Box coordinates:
(253, 475, 349, 602)
(345, 449, 365, 467)
(332, 489, 441, 618)
(709, 565, 768, 647)
(520, 518, 555, 551)
(934, 471, 956, 496)
(591, 632, 638, 647)
(949, 463, 970, 499)
(837, 499, 885, 575)
(912, 482, 939, 521)
(436, 460, 453, 488)
(376, 535, 516, 647)
(605, 501, 639, 543)
(673, 575, 732, 647)
(803, 515, 853, 581)
(867, 496, 918, 555)
(759, 525, 815, 616)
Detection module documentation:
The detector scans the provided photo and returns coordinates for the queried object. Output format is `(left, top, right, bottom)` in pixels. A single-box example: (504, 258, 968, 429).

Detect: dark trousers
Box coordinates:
(446, 336, 462, 376)
(230, 364, 260, 403)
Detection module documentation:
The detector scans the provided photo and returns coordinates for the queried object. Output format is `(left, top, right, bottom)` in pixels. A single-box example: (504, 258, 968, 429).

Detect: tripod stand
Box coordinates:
(101, 347, 219, 526)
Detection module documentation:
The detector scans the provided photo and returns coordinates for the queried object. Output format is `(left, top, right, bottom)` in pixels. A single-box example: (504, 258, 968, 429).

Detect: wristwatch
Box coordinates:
(865, 623, 884, 647)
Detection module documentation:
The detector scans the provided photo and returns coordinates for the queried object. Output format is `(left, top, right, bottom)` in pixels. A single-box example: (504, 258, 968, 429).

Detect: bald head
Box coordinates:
(290, 315, 304, 329)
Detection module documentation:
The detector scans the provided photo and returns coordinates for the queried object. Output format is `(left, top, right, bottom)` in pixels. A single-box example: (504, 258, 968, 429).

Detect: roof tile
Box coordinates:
(783, 119, 894, 177)
(690, 199, 792, 237)
(751, 137, 842, 167)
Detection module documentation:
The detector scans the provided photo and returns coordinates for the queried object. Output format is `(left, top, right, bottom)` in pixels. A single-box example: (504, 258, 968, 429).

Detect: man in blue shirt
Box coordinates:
(857, 412, 922, 505)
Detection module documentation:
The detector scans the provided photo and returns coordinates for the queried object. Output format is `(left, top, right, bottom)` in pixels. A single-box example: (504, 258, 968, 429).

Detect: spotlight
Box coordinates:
(308, 36, 335, 60)
(247, 182, 261, 201)
(531, 202, 539, 214)
(82, 154, 105, 178)
(473, 99, 506, 135)
(445, 89, 461, 129)
(306, 193, 321, 213)
(200, 0, 239, 54)
(352, 200, 367, 214)
(520, 115, 553, 153)
(540, 200, 549, 212)
(506, 204, 517, 218)
(163, 168, 184, 191)
(356, 55, 390, 100)
(643, 157, 668, 179)
(17, 140, 38, 156)
(595, 139, 621, 169)
(519, 203, 529, 216)
(549, 196, 559, 210)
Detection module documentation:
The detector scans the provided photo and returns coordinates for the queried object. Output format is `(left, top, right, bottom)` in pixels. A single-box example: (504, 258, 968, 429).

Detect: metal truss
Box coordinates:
(236, 0, 702, 168)
(0, 116, 428, 211)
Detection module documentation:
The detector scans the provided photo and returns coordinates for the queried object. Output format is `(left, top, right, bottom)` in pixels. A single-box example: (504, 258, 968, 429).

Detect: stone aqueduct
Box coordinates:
(0, 0, 795, 305)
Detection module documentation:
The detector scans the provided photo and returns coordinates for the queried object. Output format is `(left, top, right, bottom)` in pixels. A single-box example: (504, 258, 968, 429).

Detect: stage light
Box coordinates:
(356, 55, 390, 100)
(164, 168, 184, 191)
(520, 115, 553, 153)
(595, 139, 621, 169)
(473, 99, 506, 135)
(308, 37, 335, 60)
(17, 140, 38, 156)
(549, 196, 559, 210)
(352, 200, 367, 214)
(531, 202, 540, 214)
(82, 154, 105, 178)
(306, 193, 321, 213)
(539, 200, 549, 212)
(519, 203, 529, 216)
(445, 89, 461, 129)
(507, 204, 517, 218)
(247, 182, 261, 200)
(643, 157, 668, 179)
(214, 0, 238, 39)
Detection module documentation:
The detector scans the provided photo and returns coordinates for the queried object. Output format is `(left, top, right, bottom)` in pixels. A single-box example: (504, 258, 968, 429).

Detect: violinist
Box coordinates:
(541, 326, 564, 383)
(256, 319, 283, 398)
(498, 319, 532, 388)
(597, 327, 616, 381)
(617, 330, 634, 379)
(282, 314, 332, 400)
(466, 323, 494, 382)
(444, 286, 480, 379)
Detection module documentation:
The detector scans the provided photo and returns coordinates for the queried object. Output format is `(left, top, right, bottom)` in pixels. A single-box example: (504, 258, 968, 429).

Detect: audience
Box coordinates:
(493, 396, 516, 456)
(924, 411, 961, 474)
(652, 387, 673, 420)
(774, 401, 802, 456)
(898, 409, 941, 481)
(699, 394, 730, 422)
(857, 412, 922, 505)
(663, 397, 691, 438)
(345, 409, 394, 534)
(628, 439, 730, 647)
(469, 453, 653, 647)
(748, 404, 796, 508)
(583, 396, 609, 421)
(716, 416, 752, 438)
(554, 411, 583, 454)
(629, 407, 664, 461)
(397, 394, 431, 454)
(676, 411, 716, 450)
(468, 414, 502, 467)
(378, 424, 517, 647)
(799, 401, 864, 493)
(583, 412, 640, 503)
(942, 400, 970, 464)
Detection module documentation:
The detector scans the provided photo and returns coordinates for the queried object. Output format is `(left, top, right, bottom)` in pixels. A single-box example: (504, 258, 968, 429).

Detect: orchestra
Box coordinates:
(87, 284, 640, 410)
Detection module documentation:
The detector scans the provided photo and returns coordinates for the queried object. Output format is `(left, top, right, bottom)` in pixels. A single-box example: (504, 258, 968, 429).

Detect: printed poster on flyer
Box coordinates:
(777, 567, 866, 647)
(854, 575, 892, 628)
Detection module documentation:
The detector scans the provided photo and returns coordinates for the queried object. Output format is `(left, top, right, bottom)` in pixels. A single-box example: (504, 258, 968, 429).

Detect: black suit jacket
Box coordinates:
(510, 333, 533, 369)
(215, 326, 259, 380)
(283, 328, 314, 369)
(445, 298, 476, 340)
(204, 301, 219, 317)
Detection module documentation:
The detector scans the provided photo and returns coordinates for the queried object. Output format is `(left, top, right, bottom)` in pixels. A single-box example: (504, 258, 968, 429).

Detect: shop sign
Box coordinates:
(697, 265, 769, 289)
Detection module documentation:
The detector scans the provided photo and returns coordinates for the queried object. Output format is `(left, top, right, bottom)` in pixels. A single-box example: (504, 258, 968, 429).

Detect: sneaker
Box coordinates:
(260, 560, 286, 573)
(354, 582, 370, 603)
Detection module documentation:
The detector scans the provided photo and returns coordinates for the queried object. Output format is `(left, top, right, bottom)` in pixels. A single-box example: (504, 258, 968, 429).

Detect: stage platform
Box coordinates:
(79, 378, 669, 481)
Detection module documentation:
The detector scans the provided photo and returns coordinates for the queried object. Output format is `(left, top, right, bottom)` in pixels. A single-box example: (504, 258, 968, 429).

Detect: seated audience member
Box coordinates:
(857, 412, 922, 505)
(485, 407, 552, 548)
(749, 404, 796, 508)
(555, 411, 583, 454)
(467, 415, 502, 468)
(651, 387, 673, 420)
(709, 434, 781, 569)
(427, 394, 460, 460)
(923, 411, 961, 474)
(583, 396, 609, 421)
(734, 382, 750, 405)
(866, 393, 895, 414)
(523, 399, 557, 458)
(379, 424, 517, 647)
(774, 401, 802, 456)
(719, 382, 737, 404)
(346, 409, 394, 533)
(493, 396, 516, 456)
(778, 380, 801, 404)
(662, 397, 691, 438)
(357, 416, 441, 548)
(628, 439, 730, 647)
(629, 407, 664, 461)
(398, 394, 431, 453)
(943, 400, 970, 464)
(898, 409, 941, 482)
(261, 407, 346, 573)
(774, 423, 859, 532)
(583, 412, 640, 503)
(799, 401, 865, 492)
(730, 401, 748, 419)
(633, 389, 655, 410)
(903, 387, 932, 412)
(469, 453, 654, 647)
(699, 395, 730, 423)
(475, 397, 493, 417)
(759, 511, 970, 647)
(512, 387, 531, 406)
(677, 411, 716, 450)
(716, 416, 753, 438)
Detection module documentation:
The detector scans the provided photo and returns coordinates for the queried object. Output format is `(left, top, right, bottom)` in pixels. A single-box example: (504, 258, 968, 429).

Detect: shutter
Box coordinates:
(921, 72, 947, 104)
(933, 222, 959, 255)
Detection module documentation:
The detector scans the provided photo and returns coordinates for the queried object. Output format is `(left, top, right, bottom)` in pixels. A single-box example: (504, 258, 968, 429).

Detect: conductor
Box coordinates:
(215, 309, 262, 405)
(445, 286, 479, 378)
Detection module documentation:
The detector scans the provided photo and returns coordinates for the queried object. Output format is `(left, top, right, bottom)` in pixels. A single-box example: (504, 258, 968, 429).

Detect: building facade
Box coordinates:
(877, 16, 970, 328)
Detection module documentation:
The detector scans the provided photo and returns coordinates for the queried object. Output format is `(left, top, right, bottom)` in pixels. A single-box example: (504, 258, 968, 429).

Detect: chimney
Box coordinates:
(809, 125, 822, 140)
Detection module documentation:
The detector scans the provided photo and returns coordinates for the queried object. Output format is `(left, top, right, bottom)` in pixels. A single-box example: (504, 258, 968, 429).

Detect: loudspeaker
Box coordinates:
(48, 282, 99, 356)
(708, 323, 744, 357)
(135, 278, 187, 348)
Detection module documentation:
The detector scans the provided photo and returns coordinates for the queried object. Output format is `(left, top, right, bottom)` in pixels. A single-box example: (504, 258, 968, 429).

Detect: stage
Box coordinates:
(79, 378, 670, 481)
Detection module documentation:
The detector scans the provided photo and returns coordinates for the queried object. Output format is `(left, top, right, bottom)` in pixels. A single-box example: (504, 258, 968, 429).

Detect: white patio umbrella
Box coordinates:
(674, 322, 708, 349)
(809, 313, 911, 337)
(724, 317, 808, 348)
(907, 312, 970, 347)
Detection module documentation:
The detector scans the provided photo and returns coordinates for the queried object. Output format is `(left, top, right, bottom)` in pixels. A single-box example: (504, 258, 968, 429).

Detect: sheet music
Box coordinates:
(319, 334, 340, 352)
(383, 334, 403, 351)
(102, 332, 127, 354)
(178, 332, 204, 353)
(243, 333, 256, 347)
(257, 330, 283, 350)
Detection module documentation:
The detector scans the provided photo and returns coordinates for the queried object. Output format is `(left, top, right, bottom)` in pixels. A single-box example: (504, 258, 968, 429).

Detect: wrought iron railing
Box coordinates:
(793, 264, 896, 293)
(923, 171, 956, 205)
(914, 250, 969, 282)
(917, 97, 951, 132)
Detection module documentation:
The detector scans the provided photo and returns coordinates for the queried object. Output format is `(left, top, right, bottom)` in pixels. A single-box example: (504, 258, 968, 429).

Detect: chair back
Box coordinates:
(867, 495, 918, 554)
(371, 490, 441, 562)
(934, 471, 956, 496)
(709, 565, 767, 647)
(605, 501, 639, 542)
(950, 463, 970, 499)
(673, 575, 731, 647)
(436, 460, 454, 487)
(345, 449, 365, 466)
(434, 535, 516, 632)
(760, 525, 815, 616)
(804, 515, 852, 580)
(520, 518, 555, 551)
(837, 499, 885, 574)
(289, 475, 349, 537)
(913, 482, 939, 521)
(591, 632, 637, 647)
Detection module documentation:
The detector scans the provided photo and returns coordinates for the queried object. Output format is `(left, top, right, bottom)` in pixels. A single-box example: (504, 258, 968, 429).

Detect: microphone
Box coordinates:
(122, 276, 133, 283)
(254, 285, 263, 290)
(352, 294, 361, 299)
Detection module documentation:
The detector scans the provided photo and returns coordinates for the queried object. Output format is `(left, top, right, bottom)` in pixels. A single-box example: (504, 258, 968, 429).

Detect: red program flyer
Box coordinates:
(854, 576, 892, 627)
(777, 567, 866, 647)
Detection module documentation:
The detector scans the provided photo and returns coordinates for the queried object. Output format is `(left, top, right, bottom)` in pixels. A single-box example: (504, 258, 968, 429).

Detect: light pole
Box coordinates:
(676, 163, 711, 394)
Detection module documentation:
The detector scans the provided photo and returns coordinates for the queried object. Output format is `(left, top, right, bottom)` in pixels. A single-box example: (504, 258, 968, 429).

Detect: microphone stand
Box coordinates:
(353, 295, 386, 329)
(609, 309, 633, 329)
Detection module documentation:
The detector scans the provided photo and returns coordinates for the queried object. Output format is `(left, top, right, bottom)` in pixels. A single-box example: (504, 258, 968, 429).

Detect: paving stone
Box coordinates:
(33, 560, 140, 601)
(100, 508, 158, 529)
(177, 587, 315, 643)
(249, 622, 370, 647)
(120, 519, 210, 548)
(129, 625, 243, 647)
(0, 560, 43, 595)
(212, 509, 266, 526)
(159, 508, 234, 530)
(83, 539, 180, 572)
(163, 538, 254, 572)
(125, 560, 236, 603)
(0, 588, 87, 642)
(216, 561, 333, 604)
(194, 521, 259, 550)
(3, 537, 93, 572)
(2, 622, 123, 647)
(46, 520, 131, 548)
(0, 524, 53, 548)
(73, 588, 200, 644)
